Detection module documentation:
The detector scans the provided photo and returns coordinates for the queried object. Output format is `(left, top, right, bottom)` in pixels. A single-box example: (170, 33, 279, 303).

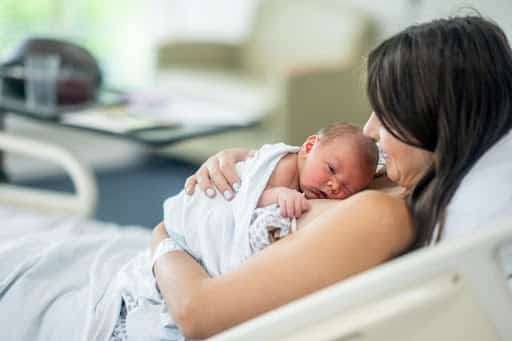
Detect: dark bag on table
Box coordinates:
(0, 37, 103, 105)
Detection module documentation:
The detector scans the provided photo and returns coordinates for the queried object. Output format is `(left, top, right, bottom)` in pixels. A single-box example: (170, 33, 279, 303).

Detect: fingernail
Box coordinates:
(223, 190, 233, 200)
(206, 188, 215, 197)
(233, 182, 240, 192)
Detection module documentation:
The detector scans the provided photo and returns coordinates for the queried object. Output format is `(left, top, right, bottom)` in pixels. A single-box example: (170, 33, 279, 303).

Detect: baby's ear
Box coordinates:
(301, 135, 319, 154)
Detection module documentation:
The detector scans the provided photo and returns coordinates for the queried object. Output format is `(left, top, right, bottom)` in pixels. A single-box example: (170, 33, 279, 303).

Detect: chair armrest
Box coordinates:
(157, 40, 242, 70)
(282, 63, 371, 145)
(0, 132, 98, 218)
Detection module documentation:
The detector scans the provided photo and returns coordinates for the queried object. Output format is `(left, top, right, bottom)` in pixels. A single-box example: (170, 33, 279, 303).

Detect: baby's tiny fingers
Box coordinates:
(302, 199, 311, 211)
(294, 199, 303, 218)
(286, 199, 295, 218)
(279, 201, 287, 217)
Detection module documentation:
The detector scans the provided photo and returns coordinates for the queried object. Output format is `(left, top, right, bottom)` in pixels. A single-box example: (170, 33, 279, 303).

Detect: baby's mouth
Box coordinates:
(311, 189, 327, 199)
(304, 190, 316, 199)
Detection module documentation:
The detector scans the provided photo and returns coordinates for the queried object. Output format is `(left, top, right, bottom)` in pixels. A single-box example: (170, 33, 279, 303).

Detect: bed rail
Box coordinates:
(0, 132, 98, 218)
(208, 220, 512, 341)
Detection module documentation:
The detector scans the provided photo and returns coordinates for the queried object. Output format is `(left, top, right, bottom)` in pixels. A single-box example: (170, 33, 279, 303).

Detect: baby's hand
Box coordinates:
(277, 188, 311, 218)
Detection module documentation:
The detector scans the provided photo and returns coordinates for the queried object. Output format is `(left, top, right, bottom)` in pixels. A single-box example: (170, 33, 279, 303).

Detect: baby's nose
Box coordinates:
(327, 181, 350, 199)
(327, 189, 346, 200)
(328, 180, 339, 191)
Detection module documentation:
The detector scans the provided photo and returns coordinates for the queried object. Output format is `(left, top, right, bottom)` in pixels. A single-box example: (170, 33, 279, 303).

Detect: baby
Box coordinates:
(249, 122, 378, 248)
(259, 122, 377, 215)
(156, 122, 378, 277)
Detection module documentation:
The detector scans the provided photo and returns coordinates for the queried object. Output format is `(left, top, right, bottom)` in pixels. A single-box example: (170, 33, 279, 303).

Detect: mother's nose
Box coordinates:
(363, 112, 379, 140)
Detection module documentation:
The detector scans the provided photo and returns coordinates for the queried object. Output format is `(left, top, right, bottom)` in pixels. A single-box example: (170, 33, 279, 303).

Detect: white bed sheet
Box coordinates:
(0, 205, 151, 341)
(0, 205, 140, 240)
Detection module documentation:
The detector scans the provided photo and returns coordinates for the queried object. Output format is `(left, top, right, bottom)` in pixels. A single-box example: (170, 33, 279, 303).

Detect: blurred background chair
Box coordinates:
(156, 0, 377, 161)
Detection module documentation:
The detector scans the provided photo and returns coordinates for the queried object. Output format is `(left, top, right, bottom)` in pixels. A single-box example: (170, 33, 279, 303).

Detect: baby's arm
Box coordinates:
(257, 187, 282, 207)
(258, 187, 311, 218)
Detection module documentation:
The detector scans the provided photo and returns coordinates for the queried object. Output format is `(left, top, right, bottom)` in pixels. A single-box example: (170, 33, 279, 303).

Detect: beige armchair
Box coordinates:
(155, 0, 377, 161)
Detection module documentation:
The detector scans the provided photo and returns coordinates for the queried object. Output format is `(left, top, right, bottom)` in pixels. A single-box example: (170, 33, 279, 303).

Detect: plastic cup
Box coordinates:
(25, 54, 60, 115)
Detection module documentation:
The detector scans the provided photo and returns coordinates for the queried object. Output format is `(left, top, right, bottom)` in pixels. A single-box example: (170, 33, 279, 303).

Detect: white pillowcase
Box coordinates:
(444, 129, 512, 241)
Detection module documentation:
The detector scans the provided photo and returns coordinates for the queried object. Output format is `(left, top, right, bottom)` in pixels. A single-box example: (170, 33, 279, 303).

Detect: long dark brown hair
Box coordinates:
(366, 16, 512, 248)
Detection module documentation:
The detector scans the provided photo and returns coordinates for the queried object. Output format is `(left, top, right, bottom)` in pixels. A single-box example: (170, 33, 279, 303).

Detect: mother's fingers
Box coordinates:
(205, 165, 232, 200)
(185, 162, 216, 197)
(184, 148, 247, 200)
(218, 150, 243, 186)
(184, 174, 198, 195)
(205, 156, 241, 200)
(196, 165, 216, 197)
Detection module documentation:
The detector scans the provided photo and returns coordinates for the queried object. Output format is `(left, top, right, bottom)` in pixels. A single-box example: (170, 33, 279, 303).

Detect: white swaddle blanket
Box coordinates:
(163, 143, 300, 276)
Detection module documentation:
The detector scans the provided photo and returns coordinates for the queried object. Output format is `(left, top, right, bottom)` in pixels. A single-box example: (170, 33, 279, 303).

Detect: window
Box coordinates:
(0, 0, 155, 86)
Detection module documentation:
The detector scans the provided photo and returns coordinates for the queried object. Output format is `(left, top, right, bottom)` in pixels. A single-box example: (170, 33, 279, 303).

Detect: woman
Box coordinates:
(152, 15, 512, 339)
(1, 15, 510, 341)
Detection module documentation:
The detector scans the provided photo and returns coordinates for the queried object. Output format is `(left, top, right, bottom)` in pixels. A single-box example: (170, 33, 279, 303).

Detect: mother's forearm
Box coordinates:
(151, 223, 211, 338)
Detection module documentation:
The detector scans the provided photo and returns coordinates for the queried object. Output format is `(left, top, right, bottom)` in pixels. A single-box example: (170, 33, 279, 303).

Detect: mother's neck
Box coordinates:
(368, 174, 408, 198)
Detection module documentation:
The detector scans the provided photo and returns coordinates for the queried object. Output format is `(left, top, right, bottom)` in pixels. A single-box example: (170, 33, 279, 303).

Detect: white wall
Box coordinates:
(413, 0, 512, 40)
(148, 0, 261, 42)
(131, 0, 512, 87)
(316, 0, 512, 42)
(158, 0, 512, 43)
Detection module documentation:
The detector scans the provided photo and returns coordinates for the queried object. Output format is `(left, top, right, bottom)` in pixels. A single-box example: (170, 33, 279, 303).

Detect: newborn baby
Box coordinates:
(249, 122, 378, 250)
(157, 122, 378, 276)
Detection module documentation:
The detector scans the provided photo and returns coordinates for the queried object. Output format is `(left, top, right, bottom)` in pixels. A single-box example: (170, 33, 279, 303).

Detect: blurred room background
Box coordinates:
(1, 0, 511, 227)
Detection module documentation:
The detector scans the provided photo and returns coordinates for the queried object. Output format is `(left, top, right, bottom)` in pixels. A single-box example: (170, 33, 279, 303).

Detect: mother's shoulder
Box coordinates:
(321, 189, 413, 256)
(317, 189, 412, 230)
(346, 190, 413, 237)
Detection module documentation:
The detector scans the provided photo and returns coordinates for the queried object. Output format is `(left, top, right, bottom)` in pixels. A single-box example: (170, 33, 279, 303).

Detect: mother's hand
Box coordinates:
(184, 148, 255, 200)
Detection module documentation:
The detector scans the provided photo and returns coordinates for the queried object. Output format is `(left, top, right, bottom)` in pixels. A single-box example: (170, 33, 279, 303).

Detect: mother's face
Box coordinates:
(363, 113, 433, 189)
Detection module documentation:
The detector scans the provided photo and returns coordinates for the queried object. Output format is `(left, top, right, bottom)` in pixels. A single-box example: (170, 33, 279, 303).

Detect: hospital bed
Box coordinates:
(1, 132, 511, 341)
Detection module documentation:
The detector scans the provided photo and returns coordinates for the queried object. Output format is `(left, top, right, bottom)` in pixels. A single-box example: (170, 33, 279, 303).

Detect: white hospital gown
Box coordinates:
(248, 204, 296, 252)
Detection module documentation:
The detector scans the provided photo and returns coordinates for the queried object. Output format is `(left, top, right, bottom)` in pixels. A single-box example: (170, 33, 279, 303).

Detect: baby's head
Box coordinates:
(297, 122, 378, 200)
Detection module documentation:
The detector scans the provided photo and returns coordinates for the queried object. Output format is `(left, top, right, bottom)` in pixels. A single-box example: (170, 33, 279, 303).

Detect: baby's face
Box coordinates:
(299, 136, 373, 200)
